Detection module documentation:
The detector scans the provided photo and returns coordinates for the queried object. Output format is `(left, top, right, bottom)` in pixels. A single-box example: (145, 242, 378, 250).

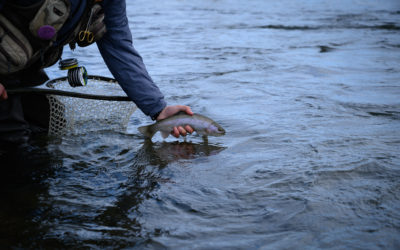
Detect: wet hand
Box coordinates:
(0, 83, 8, 100)
(157, 105, 194, 138)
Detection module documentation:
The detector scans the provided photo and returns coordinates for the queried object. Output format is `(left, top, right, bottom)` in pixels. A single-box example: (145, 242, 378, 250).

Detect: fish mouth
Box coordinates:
(206, 129, 225, 137)
(216, 128, 226, 135)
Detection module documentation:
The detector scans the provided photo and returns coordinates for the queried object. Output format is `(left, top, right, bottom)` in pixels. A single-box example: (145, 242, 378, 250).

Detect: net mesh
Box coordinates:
(46, 77, 136, 136)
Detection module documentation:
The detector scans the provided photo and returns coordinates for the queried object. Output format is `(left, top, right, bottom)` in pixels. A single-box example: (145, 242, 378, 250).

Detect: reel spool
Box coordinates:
(67, 66, 88, 87)
(59, 58, 88, 87)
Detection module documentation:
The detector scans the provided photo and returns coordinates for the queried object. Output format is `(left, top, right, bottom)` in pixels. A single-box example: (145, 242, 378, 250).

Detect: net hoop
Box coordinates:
(46, 75, 136, 136)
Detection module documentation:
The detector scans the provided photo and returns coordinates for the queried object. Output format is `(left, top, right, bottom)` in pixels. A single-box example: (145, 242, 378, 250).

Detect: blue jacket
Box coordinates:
(96, 0, 166, 118)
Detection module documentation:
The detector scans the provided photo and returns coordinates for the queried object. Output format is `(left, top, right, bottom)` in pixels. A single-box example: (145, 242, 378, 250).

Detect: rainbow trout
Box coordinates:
(138, 112, 225, 139)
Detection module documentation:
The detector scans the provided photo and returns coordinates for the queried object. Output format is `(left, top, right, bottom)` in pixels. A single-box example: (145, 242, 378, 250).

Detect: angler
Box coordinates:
(0, 0, 193, 146)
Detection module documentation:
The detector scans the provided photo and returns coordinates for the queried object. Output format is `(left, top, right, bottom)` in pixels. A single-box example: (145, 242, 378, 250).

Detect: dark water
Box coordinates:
(1, 0, 400, 248)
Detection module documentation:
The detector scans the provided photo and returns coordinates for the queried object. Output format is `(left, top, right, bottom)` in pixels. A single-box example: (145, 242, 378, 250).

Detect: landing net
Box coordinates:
(46, 76, 136, 136)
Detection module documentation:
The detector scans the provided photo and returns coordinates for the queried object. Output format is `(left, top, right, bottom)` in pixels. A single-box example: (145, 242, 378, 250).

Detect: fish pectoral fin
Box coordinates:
(161, 131, 170, 139)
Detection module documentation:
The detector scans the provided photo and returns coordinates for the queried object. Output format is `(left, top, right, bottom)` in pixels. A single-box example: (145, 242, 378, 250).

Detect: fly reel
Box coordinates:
(59, 58, 88, 87)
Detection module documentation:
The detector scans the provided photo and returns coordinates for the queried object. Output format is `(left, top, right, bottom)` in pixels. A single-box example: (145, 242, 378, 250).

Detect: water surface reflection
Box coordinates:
(33, 137, 225, 248)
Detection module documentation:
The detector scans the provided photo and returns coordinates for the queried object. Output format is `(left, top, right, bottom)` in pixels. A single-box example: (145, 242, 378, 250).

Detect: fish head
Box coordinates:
(206, 122, 226, 136)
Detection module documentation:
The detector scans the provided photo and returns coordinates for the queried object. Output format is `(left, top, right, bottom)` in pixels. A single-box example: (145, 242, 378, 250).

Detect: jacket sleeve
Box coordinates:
(96, 0, 166, 118)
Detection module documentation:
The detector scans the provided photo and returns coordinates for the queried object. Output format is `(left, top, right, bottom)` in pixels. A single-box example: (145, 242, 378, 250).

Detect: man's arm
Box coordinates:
(96, 1, 193, 137)
(96, 0, 166, 119)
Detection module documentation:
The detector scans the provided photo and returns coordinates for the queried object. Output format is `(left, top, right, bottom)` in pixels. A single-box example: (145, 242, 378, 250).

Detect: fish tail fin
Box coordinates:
(138, 125, 156, 138)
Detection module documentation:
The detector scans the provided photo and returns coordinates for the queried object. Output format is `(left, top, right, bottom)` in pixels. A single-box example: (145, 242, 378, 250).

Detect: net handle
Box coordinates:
(7, 75, 131, 101)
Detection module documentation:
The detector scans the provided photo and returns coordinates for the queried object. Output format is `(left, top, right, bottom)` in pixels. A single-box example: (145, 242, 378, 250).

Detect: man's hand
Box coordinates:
(0, 84, 8, 100)
(157, 105, 194, 138)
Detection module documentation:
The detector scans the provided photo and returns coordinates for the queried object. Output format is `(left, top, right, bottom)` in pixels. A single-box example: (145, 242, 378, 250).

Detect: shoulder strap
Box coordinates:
(53, 0, 88, 47)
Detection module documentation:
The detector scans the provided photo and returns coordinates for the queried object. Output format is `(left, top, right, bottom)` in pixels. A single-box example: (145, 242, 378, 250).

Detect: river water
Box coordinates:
(1, 0, 400, 248)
